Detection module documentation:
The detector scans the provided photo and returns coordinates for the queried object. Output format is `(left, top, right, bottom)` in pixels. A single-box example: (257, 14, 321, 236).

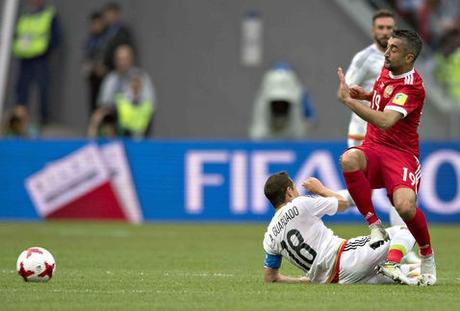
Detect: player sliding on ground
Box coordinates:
(262, 172, 420, 285)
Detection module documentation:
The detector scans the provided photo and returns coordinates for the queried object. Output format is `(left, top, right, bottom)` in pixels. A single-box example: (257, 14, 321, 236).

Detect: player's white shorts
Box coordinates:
(348, 111, 368, 147)
(338, 227, 401, 284)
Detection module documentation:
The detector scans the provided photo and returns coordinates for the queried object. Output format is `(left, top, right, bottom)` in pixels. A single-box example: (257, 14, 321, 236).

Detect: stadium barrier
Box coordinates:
(0, 139, 459, 222)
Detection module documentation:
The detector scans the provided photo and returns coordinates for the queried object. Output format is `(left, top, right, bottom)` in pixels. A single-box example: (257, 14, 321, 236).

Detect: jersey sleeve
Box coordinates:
(345, 50, 369, 86)
(384, 85, 423, 118)
(296, 195, 338, 218)
(262, 231, 282, 269)
(263, 253, 282, 269)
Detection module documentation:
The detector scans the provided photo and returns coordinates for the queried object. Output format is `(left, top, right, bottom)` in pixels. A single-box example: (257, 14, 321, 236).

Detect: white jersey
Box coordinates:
(345, 43, 384, 146)
(262, 195, 345, 283)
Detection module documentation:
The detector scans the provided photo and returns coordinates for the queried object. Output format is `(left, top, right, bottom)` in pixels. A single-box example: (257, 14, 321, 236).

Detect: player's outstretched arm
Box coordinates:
(302, 177, 351, 212)
(264, 268, 310, 284)
(337, 67, 403, 130)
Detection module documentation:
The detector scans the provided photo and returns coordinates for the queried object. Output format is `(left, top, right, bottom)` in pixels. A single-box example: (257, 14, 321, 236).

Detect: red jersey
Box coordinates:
(363, 67, 425, 158)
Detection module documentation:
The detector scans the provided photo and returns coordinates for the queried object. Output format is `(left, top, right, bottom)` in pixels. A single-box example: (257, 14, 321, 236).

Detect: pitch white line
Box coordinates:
(163, 272, 234, 278)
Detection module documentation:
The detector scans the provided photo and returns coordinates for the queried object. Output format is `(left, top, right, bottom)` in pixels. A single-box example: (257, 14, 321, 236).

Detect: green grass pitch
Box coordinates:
(0, 222, 459, 310)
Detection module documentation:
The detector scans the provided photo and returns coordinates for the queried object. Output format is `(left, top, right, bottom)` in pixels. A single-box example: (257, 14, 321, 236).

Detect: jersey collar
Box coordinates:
(389, 68, 415, 80)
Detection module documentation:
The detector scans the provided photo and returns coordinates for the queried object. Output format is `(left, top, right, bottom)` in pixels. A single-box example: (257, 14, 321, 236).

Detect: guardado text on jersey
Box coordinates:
(271, 206, 300, 237)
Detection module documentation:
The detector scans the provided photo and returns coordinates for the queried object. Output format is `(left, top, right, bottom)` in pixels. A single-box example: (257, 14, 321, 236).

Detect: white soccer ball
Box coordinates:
(16, 247, 56, 282)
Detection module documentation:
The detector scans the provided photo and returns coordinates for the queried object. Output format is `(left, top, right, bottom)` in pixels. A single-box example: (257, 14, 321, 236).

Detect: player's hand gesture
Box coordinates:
(337, 67, 351, 103)
(349, 85, 368, 100)
(302, 177, 324, 194)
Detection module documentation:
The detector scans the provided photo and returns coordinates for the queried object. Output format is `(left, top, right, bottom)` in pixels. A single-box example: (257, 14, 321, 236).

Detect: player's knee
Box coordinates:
(340, 149, 363, 171)
(393, 196, 416, 220)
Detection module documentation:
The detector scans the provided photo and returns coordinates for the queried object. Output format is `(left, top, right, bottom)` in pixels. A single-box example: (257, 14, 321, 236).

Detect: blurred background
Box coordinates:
(2, 0, 460, 139)
(0, 0, 459, 223)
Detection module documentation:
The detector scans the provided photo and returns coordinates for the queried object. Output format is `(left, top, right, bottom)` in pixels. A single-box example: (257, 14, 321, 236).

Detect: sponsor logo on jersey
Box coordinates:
(392, 93, 408, 105)
(383, 85, 393, 98)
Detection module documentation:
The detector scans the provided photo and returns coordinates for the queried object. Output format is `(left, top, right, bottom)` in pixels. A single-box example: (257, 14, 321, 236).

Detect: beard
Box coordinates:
(384, 59, 398, 71)
(375, 36, 389, 50)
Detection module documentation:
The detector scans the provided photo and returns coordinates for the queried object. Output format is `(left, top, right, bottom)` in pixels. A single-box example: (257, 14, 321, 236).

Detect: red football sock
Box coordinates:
(387, 249, 404, 263)
(405, 208, 433, 256)
(343, 170, 379, 225)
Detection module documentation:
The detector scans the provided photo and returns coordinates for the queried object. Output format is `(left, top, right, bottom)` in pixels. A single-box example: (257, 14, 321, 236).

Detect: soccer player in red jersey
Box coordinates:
(337, 29, 436, 286)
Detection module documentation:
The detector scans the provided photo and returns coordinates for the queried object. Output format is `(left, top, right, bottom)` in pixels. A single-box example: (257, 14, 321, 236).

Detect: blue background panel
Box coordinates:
(0, 140, 459, 222)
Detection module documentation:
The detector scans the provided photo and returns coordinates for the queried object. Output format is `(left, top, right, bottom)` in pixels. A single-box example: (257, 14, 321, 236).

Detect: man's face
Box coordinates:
(115, 47, 133, 73)
(28, 0, 44, 10)
(90, 18, 105, 35)
(104, 9, 120, 25)
(384, 37, 411, 71)
(372, 17, 395, 50)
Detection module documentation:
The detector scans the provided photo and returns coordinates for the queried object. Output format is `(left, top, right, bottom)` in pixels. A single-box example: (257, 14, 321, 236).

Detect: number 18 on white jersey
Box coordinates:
(263, 195, 345, 283)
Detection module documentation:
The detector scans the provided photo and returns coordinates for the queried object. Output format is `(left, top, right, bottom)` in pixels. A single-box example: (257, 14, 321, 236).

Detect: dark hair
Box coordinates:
(90, 11, 102, 21)
(392, 29, 423, 61)
(372, 9, 395, 24)
(264, 171, 294, 208)
(104, 2, 121, 12)
(101, 109, 117, 125)
(8, 114, 21, 128)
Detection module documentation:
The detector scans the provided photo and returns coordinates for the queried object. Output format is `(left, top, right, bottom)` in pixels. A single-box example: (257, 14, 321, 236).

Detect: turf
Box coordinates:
(0, 222, 459, 310)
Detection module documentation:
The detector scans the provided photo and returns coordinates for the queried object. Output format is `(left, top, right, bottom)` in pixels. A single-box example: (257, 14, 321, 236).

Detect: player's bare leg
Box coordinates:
(340, 149, 389, 249)
(392, 188, 436, 285)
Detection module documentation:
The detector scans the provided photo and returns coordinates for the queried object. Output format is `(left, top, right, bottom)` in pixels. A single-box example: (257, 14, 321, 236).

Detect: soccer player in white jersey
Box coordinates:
(339, 10, 418, 263)
(262, 172, 420, 285)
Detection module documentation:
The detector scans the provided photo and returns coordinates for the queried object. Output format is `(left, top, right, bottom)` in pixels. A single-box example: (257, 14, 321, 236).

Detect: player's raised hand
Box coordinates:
(302, 177, 324, 194)
(337, 67, 351, 102)
(349, 85, 368, 100)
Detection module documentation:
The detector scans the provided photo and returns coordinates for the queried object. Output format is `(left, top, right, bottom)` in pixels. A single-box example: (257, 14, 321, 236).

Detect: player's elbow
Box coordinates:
(377, 111, 402, 130)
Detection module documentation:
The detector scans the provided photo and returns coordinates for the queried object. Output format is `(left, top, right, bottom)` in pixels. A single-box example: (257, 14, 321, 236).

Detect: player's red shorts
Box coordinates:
(350, 143, 421, 199)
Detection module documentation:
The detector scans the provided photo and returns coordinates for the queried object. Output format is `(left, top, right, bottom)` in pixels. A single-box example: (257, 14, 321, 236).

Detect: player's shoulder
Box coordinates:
(351, 44, 377, 65)
(413, 69, 424, 85)
(292, 194, 324, 208)
(292, 194, 315, 204)
(397, 69, 425, 93)
(356, 43, 379, 56)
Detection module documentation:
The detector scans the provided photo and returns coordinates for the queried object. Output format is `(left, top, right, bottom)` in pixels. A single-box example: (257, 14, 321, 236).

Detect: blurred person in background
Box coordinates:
(97, 44, 155, 108)
(88, 75, 154, 139)
(420, 0, 460, 48)
(102, 2, 134, 71)
(2, 105, 38, 138)
(87, 107, 118, 138)
(82, 11, 108, 114)
(13, 0, 60, 125)
(434, 29, 460, 104)
(114, 75, 154, 138)
(249, 62, 317, 140)
(391, 0, 423, 30)
(389, 0, 460, 48)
